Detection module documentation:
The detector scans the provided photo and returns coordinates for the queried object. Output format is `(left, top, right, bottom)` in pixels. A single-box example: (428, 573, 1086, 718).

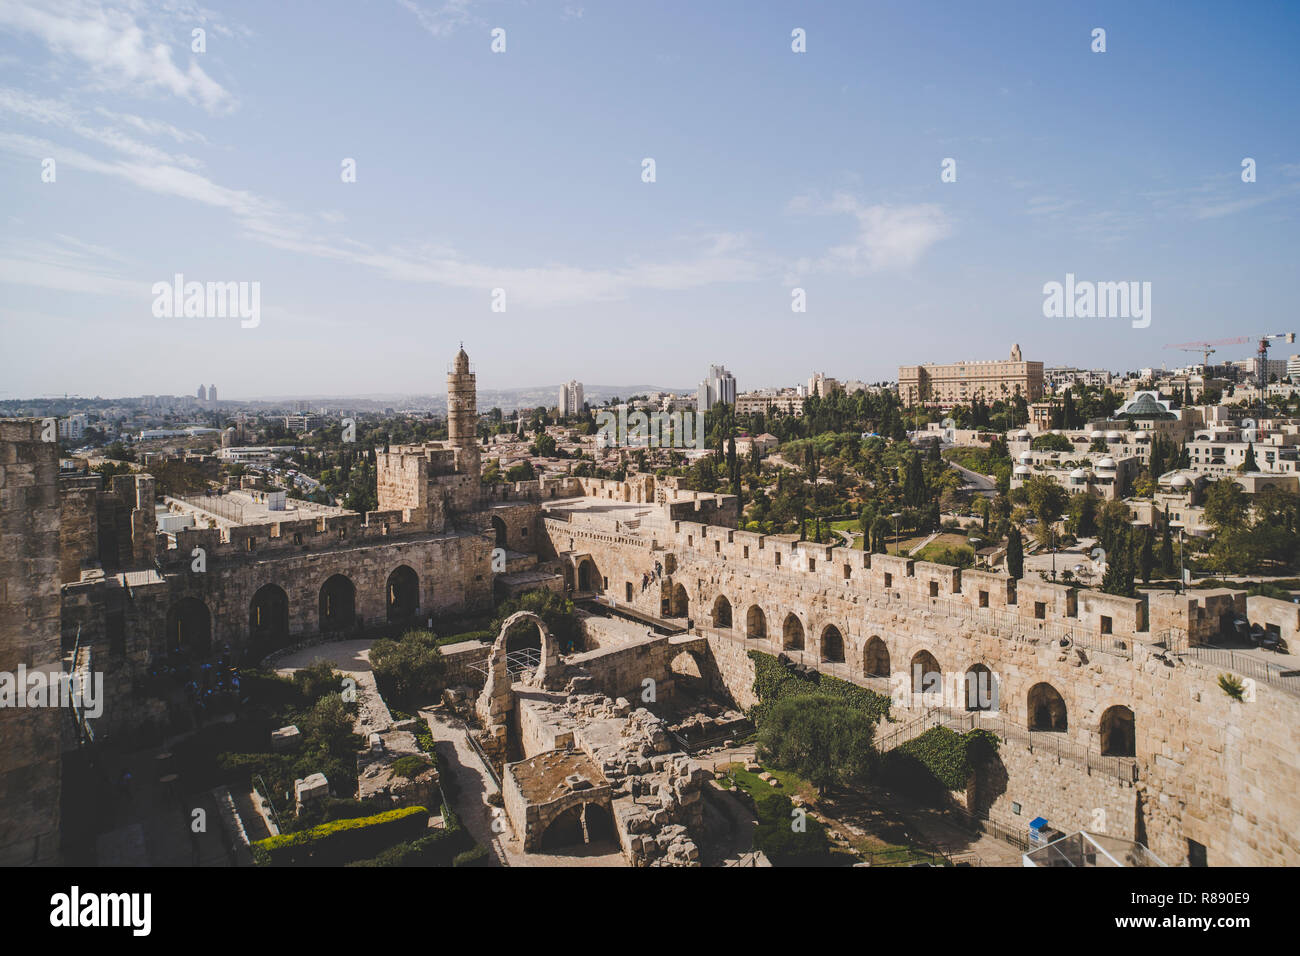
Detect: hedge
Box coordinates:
(748, 651, 890, 726)
(453, 844, 491, 867)
(252, 805, 428, 866)
(883, 727, 999, 802)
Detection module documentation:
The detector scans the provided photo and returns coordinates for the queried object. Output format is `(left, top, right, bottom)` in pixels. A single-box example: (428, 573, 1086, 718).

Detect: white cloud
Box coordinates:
(791, 194, 953, 274)
(0, 0, 237, 113)
(396, 0, 478, 38)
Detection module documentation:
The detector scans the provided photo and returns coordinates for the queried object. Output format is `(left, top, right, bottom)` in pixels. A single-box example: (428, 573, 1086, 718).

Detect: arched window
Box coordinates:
(782, 614, 804, 651)
(820, 625, 845, 663)
(1099, 705, 1135, 756)
(1028, 683, 1068, 732)
(863, 636, 890, 678)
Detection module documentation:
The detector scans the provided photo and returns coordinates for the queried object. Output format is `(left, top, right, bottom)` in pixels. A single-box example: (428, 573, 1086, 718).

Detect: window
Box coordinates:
(1187, 839, 1207, 867)
(883, 572, 893, 588)
(1101, 615, 1113, 634)
(1034, 602, 1046, 619)
(807, 558, 815, 572)
(979, 590, 989, 608)
(626, 582, 633, 601)
(775, 552, 781, 566)
(929, 581, 939, 598)
(714, 541, 720, 553)
(843, 564, 851, 580)
(743, 546, 749, 559)
(293, 533, 303, 545)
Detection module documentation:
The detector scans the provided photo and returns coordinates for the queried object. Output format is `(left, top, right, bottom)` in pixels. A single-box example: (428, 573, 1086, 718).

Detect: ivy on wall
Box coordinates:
(748, 650, 891, 726)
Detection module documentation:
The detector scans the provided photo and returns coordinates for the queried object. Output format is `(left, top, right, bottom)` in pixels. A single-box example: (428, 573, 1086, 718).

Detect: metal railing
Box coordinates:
(1177, 645, 1300, 698)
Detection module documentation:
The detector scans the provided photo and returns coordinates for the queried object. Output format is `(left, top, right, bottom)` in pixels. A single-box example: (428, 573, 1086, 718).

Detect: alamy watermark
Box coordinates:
(595, 407, 706, 450)
(152, 274, 261, 328)
(1, 666, 103, 719)
(1042, 273, 1150, 329)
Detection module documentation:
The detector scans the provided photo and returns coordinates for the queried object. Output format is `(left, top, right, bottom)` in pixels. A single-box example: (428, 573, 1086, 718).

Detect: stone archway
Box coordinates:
(248, 584, 290, 650)
(662, 581, 689, 618)
(863, 636, 890, 678)
(491, 515, 508, 550)
(820, 624, 845, 663)
(166, 597, 211, 656)
(319, 574, 356, 633)
(910, 649, 942, 696)
(782, 613, 804, 651)
(1028, 682, 1068, 732)
(964, 664, 998, 712)
(1100, 704, 1135, 756)
(386, 565, 419, 624)
(746, 605, 767, 640)
(477, 611, 563, 736)
(711, 595, 732, 629)
(576, 557, 601, 593)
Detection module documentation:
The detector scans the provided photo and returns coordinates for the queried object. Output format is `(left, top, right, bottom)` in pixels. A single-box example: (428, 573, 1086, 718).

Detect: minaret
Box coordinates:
(447, 343, 480, 474)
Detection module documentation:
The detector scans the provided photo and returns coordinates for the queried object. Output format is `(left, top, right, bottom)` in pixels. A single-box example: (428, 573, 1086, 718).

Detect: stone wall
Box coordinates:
(536, 493, 1300, 867)
(0, 420, 64, 865)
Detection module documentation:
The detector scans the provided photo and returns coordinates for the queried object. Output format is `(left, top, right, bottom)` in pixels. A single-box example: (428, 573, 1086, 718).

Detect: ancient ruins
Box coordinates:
(3, 346, 1299, 866)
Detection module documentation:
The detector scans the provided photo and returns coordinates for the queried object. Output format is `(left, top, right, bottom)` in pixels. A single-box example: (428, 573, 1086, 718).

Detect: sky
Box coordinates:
(1, 0, 1298, 400)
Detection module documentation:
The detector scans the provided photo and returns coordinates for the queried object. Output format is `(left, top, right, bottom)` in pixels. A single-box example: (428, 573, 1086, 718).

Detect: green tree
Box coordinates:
(1005, 527, 1024, 579)
(754, 694, 876, 798)
(1203, 479, 1249, 532)
(369, 630, 450, 710)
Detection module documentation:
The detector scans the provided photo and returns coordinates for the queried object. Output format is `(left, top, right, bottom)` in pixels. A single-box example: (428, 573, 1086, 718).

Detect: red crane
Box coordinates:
(1165, 333, 1295, 379)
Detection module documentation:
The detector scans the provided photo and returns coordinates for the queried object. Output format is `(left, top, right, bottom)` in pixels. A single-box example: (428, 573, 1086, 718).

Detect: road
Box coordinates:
(946, 460, 997, 496)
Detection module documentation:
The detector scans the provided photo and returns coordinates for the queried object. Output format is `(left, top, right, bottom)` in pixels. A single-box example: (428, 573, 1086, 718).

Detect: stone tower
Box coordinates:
(447, 344, 480, 474)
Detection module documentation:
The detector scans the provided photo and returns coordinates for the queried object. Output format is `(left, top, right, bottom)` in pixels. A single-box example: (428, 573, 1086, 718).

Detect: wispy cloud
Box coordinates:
(788, 194, 953, 275)
(0, 0, 238, 113)
(396, 0, 479, 38)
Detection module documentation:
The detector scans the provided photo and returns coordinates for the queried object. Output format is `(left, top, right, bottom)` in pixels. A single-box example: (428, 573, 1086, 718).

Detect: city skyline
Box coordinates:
(3, 1, 1299, 397)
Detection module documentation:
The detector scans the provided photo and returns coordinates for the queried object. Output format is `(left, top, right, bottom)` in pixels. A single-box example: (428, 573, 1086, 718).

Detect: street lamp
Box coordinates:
(891, 512, 902, 555)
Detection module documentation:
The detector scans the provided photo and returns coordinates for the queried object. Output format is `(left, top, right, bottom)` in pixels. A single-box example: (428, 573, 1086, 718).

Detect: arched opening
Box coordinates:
(386, 565, 419, 623)
(670, 649, 705, 696)
(863, 636, 890, 678)
(664, 582, 688, 618)
(166, 597, 211, 656)
(248, 584, 290, 649)
(910, 650, 942, 696)
(964, 664, 998, 712)
(782, 614, 804, 651)
(820, 625, 845, 663)
(711, 595, 732, 629)
(538, 802, 617, 852)
(576, 558, 600, 593)
(318, 574, 356, 634)
(746, 605, 767, 640)
(491, 515, 508, 550)
(1099, 705, 1135, 757)
(1028, 683, 1068, 732)
(505, 616, 543, 655)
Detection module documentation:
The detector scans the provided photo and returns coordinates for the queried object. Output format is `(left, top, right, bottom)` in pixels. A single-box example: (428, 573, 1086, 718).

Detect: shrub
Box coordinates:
(252, 806, 429, 866)
(882, 726, 999, 803)
(370, 630, 449, 711)
(293, 660, 347, 703)
(392, 755, 432, 780)
(453, 845, 491, 867)
(748, 651, 890, 727)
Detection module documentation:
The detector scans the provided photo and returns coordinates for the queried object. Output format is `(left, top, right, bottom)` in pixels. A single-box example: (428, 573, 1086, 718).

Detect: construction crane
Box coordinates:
(1175, 345, 1216, 367)
(1165, 333, 1296, 381)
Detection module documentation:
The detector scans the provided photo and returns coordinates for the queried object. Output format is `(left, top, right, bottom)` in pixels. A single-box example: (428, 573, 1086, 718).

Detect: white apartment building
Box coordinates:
(559, 380, 585, 417)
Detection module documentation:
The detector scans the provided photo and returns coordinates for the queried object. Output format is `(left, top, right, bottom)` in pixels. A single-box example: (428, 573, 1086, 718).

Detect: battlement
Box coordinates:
(656, 517, 1152, 642)
(154, 499, 459, 568)
(482, 474, 584, 504)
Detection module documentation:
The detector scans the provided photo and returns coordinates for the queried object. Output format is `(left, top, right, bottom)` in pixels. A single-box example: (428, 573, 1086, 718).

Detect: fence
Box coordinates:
(1177, 645, 1300, 698)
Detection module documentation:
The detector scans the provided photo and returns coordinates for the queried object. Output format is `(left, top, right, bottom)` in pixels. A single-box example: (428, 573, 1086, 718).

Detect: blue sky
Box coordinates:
(1, 0, 1298, 399)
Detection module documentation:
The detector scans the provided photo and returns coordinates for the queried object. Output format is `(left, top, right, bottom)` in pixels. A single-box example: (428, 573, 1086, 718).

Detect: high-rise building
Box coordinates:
(559, 380, 584, 417)
(1286, 355, 1300, 382)
(807, 372, 841, 398)
(208, 384, 217, 404)
(697, 364, 737, 411)
(898, 344, 1044, 409)
(197, 384, 207, 401)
